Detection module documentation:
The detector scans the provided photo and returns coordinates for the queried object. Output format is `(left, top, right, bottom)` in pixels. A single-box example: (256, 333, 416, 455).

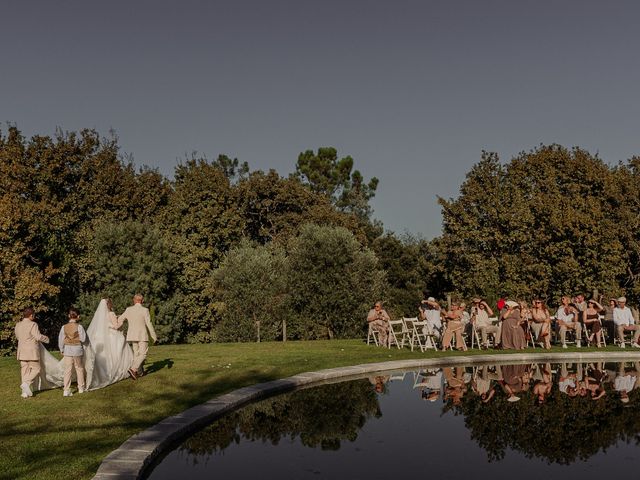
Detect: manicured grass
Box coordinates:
(0, 340, 625, 480)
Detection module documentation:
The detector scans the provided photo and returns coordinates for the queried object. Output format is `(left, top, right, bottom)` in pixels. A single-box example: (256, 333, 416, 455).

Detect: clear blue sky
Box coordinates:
(2, 0, 639, 238)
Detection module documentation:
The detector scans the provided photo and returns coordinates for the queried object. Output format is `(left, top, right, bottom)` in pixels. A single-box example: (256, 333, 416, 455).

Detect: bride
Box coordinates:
(36, 298, 134, 391)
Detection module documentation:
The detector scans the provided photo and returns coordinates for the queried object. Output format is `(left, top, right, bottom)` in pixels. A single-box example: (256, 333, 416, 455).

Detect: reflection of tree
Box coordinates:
(454, 383, 640, 464)
(182, 380, 380, 455)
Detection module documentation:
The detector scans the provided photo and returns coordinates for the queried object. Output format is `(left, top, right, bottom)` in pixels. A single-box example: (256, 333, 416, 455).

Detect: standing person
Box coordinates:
(556, 296, 582, 348)
(603, 298, 617, 343)
(500, 300, 527, 350)
(15, 307, 50, 398)
(115, 294, 158, 379)
(58, 308, 86, 397)
(367, 301, 390, 347)
(613, 297, 640, 348)
(470, 298, 499, 349)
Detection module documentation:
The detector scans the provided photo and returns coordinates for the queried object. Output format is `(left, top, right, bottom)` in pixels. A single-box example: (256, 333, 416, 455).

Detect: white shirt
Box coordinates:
(556, 307, 576, 323)
(425, 309, 442, 329)
(615, 374, 637, 392)
(613, 306, 635, 327)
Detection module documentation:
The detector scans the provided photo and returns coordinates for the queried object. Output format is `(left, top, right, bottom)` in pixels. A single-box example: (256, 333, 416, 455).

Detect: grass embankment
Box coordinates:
(0, 340, 621, 480)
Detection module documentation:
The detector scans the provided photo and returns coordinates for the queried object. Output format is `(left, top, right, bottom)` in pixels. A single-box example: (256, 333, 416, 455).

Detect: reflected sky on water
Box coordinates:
(148, 361, 640, 479)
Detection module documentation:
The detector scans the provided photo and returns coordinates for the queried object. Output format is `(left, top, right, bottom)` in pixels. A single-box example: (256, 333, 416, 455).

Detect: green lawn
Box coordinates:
(0, 340, 621, 480)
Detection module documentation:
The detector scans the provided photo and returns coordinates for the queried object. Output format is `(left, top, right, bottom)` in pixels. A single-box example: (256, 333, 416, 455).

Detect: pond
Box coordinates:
(147, 360, 640, 479)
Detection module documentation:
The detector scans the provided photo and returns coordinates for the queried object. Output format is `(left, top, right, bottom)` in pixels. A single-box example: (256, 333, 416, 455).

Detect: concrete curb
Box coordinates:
(93, 351, 640, 479)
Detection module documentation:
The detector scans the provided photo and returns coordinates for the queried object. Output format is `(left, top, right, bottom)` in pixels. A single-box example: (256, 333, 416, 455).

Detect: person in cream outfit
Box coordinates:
(15, 307, 50, 397)
(113, 294, 157, 379)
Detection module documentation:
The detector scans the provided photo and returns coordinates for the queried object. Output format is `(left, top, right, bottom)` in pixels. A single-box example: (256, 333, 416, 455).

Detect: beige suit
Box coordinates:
(15, 318, 49, 388)
(116, 303, 157, 373)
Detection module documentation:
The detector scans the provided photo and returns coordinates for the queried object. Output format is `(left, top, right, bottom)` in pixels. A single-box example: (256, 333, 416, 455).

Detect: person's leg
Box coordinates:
(131, 341, 140, 370)
(63, 356, 73, 393)
(559, 324, 567, 344)
(132, 341, 149, 373)
(74, 356, 86, 391)
(632, 325, 640, 345)
(479, 326, 488, 346)
(574, 323, 582, 346)
(455, 329, 466, 350)
(442, 327, 453, 349)
(617, 325, 626, 345)
(20, 360, 40, 395)
(530, 322, 542, 341)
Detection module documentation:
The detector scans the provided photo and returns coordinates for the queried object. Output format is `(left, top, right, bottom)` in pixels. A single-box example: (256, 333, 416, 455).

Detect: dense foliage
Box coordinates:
(0, 127, 393, 352)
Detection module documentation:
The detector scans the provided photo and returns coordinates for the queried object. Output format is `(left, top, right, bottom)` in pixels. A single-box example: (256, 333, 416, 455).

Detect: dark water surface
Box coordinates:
(147, 361, 640, 480)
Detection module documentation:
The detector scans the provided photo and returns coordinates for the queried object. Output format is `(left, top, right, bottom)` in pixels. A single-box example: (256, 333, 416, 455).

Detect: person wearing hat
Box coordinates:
(556, 296, 582, 348)
(419, 297, 442, 339)
(441, 302, 466, 350)
(500, 300, 526, 350)
(613, 297, 640, 348)
(470, 298, 499, 349)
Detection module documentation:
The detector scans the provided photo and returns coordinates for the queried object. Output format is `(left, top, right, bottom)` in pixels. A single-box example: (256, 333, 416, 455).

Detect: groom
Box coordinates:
(115, 294, 158, 379)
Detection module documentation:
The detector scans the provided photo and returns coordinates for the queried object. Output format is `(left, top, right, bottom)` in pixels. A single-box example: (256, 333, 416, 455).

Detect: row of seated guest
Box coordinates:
(413, 362, 639, 405)
(414, 295, 640, 350)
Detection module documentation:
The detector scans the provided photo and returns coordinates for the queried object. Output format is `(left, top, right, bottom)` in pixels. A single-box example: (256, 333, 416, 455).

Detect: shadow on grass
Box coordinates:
(145, 358, 174, 375)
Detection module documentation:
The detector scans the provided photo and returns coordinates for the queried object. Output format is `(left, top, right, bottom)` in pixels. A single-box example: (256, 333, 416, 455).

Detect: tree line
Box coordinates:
(3, 126, 640, 352)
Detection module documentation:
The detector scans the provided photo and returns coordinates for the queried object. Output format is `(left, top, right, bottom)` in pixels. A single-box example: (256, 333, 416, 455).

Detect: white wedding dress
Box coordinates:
(36, 299, 134, 391)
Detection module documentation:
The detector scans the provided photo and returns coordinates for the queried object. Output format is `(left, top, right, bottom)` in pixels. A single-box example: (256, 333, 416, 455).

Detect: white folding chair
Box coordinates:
(367, 322, 380, 346)
(411, 320, 439, 352)
(388, 320, 407, 349)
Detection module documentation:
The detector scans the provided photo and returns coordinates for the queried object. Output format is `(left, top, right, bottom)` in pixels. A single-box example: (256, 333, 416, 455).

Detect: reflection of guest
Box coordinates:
(614, 362, 639, 404)
(367, 302, 390, 347)
(419, 368, 443, 402)
(532, 363, 552, 404)
(443, 366, 467, 405)
(558, 363, 578, 398)
(369, 375, 390, 394)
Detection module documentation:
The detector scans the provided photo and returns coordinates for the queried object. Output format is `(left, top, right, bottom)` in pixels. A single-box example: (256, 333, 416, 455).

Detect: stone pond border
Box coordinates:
(93, 351, 640, 479)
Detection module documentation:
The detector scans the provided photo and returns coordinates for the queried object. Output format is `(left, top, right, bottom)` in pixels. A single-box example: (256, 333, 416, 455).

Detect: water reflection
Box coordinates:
(148, 361, 640, 479)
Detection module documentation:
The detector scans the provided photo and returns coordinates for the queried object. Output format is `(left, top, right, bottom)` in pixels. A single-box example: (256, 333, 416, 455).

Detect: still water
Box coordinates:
(148, 361, 640, 479)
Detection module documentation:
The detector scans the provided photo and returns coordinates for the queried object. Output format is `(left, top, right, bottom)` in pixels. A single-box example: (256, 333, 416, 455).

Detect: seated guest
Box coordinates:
(367, 301, 390, 347)
(613, 297, 640, 348)
(459, 302, 471, 325)
(501, 300, 526, 350)
(419, 296, 442, 339)
(574, 293, 587, 313)
(470, 298, 499, 349)
(530, 299, 551, 349)
(441, 302, 467, 351)
(583, 299, 605, 347)
(556, 296, 582, 348)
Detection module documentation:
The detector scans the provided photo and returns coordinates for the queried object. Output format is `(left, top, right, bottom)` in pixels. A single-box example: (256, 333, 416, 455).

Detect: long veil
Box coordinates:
(35, 299, 133, 391)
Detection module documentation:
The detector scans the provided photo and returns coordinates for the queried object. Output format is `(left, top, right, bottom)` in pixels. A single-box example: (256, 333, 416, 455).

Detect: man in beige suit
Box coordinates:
(114, 294, 157, 379)
(15, 307, 50, 398)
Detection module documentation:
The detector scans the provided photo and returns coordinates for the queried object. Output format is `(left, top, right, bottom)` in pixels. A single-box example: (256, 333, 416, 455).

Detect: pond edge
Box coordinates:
(92, 351, 640, 479)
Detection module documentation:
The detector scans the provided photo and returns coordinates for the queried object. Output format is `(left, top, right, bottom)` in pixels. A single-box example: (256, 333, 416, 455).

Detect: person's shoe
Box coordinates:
(562, 343, 568, 349)
(20, 382, 32, 398)
(63, 390, 73, 397)
(128, 368, 138, 380)
(78, 387, 85, 394)
(632, 342, 640, 348)
(620, 342, 626, 348)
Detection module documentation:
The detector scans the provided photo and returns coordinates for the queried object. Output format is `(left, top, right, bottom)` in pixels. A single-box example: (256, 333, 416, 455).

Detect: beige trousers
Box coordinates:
(617, 324, 640, 344)
(131, 341, 149, 372)
(20, 360, 41, 387)
(479, 324, 501, 346)
(558, 322, 582, 343)
(63, 356, 85, 391)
